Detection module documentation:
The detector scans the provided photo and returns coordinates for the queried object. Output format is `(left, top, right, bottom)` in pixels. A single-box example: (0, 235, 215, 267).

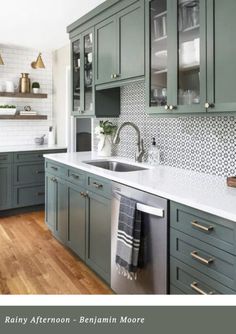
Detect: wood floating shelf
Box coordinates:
(0, 115, 47, 120)
(0, 92, 48, 99)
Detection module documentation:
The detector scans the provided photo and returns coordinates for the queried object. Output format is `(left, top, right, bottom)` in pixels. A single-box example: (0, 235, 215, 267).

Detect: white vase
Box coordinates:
(97, 135, 112, 157)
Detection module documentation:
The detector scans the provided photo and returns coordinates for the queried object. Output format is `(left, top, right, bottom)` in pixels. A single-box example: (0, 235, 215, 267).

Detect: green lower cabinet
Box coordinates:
(45, 173, 56, 231)
(45, 173, 68, 243)
(86, 191, 111, 284)
(67, 183, 86, 261)
(53, 177, 68, 244)
(0, 164, 12, 210)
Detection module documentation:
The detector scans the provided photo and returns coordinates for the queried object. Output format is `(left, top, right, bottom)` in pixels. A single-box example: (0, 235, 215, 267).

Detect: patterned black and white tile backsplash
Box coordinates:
(93, 82, 236, 177)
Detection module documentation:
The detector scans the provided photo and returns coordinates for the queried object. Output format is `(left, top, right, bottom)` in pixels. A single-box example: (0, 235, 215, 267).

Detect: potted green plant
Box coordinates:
(32, 82, 40, 94)
(0, 104, 17, 115)
(95, 120, 117, 157)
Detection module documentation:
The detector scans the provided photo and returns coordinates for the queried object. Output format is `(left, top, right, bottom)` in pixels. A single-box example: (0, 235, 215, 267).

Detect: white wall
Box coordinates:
(52, 44, 70, 147)
(0, 44, 53, 146)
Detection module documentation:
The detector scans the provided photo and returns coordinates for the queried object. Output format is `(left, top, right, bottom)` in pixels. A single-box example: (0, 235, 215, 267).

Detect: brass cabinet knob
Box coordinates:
(164, 105, 169, 110)
(205, 102, 215, 109)
(169, 105, 177, 110)
(111, 74, 114, 79)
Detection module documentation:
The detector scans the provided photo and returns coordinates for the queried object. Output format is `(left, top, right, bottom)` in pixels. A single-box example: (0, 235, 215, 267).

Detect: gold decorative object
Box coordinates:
(0, 53, 4, 65)
(19, 73, 31, 93)
(31, 53, 45, 69)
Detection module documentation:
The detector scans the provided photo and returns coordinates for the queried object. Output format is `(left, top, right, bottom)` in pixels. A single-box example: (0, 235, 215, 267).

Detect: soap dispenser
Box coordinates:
(148, 138, 160, 166)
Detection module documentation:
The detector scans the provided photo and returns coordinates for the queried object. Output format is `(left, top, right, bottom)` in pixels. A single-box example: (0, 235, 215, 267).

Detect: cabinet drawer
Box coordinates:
(45, 160, 67, 178)
(14, 151, 45, 163)
(170, 257, 236, 295)
(14, 163, 45, 185)
(87, 174, 111, 197)
(0, 153, 12, 164)
(170, 202, 236, 255)
(171, 229, 236, 290)
(68, 168, 85, 186)
(14, 185, 45, 207)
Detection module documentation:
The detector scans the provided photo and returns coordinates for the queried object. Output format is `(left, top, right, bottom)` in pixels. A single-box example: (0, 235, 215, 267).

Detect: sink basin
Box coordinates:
(83, 160, 148, 172)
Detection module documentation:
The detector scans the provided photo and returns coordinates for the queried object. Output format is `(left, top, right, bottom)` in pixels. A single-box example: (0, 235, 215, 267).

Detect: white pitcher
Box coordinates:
(5, 81, 18, 93)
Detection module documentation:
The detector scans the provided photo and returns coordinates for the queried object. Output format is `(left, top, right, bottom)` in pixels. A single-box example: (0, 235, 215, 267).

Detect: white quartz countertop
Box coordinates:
(0, 144, 67, 153)
(44, 152, 236, 222)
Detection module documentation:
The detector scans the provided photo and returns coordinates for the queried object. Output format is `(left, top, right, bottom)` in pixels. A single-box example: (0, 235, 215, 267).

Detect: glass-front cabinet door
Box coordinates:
(146, 0, 169, 113)
(177, 0, 205, 113)
(72, 29, 94, 117)
(146, 0, 206, 114)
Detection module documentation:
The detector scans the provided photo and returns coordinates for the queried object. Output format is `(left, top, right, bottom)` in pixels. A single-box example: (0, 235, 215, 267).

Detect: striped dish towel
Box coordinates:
(116, 195, 142, 280)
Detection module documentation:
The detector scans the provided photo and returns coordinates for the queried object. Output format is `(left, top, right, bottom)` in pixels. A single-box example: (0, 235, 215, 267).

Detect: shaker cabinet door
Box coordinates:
(0, 164, 12, 210)
(206, 0, 236, 113)
(86, 191, 111, 283)
(118, 2, 145, 80)
(67, 183, 86, 261)
(95, 17, 117, 85)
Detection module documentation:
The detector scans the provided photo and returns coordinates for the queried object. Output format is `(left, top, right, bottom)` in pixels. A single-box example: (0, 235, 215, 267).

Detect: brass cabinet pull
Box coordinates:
(50, 177, 57, 183)
(205, 102, 215, 109)
(51, 166, 58, 171)
(92, 182, 103, 189)
(165, 105, 169, 110)
(36, 170, 45, 174)
(80, 192, 88, 198)
(191, 221, 214, 232)
(71, 173, 79, 179)
(111, 74, 114, 79)
(169, 105, 177, 110)
(191, 251, 214, 265)
(190, 281, 214, 295)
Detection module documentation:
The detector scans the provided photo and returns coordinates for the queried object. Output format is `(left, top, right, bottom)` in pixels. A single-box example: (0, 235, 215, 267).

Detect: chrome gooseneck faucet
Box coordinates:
(113, 122, 145, 163)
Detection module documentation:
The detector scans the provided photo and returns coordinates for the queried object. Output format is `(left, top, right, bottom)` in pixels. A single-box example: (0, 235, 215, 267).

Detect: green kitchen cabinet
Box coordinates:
(95, 17, 117, 85)
(45, 173, 57, 231)
(45, 173, 68, 244)
(206, 0, 236, 113)
(67, 182, 86, 261)
(86, 190, 111, 283)
(146, 0, 236, 115)
(0, 164, 12, 210)
(95, 0, 144, 86)
(146, 0, 206, 115)
(72, 28, 95, 117)
(45, 161, 111, 283)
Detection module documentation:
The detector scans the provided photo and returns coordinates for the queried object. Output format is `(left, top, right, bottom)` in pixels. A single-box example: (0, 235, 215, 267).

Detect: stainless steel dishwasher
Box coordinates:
(111, 182, 168, 294)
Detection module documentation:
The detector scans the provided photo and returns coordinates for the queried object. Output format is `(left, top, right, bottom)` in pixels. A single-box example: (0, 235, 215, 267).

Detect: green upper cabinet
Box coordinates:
(206, 0, 236, 113)
(146, 0, 206, 115)
(72, 28, 95, 117)
(95, 0, 145, 86)
(95, 17, 117, 85)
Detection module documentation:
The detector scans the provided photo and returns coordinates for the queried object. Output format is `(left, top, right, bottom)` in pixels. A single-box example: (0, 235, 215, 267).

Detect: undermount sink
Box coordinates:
(83, 160, 148, 172)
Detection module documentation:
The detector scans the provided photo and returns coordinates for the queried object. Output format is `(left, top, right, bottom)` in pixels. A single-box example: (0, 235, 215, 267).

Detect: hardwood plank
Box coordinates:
(0, 211, 112, 295)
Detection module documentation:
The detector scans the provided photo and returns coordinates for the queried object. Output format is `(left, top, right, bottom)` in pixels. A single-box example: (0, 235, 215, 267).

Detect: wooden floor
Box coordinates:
(0, 211, 112, 294)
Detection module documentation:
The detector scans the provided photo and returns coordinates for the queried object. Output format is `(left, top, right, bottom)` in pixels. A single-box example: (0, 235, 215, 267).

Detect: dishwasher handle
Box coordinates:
(136, 203, 164, 218)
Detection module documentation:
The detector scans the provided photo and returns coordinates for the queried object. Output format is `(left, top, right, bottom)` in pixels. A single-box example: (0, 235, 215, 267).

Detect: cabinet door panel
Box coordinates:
(0, 164, 12, 210)
(118, 2, 144, 80)
(68, 184, 86, 260)
(54, 178, 68, 244)
(45, 173, 56, 231)
(95, 18, 116, 85)
(207, 0, 236, 112)
(86, 192, 111, 283)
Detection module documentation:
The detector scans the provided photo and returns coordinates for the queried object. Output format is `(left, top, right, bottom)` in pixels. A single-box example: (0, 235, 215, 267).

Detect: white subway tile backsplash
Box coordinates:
(0, 44, 53, 146)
